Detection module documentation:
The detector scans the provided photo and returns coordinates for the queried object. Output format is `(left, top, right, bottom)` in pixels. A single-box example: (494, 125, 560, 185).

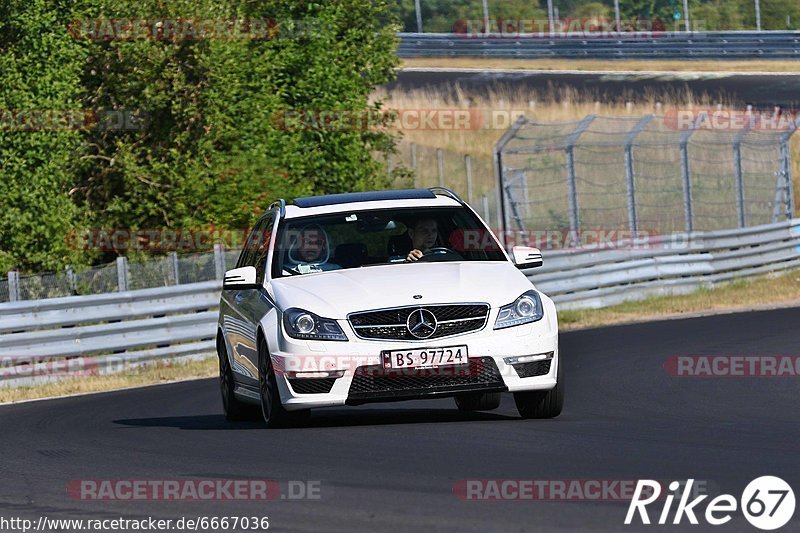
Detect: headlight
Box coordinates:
(283, 308, 348, 341)
(494, 290, 544, 330)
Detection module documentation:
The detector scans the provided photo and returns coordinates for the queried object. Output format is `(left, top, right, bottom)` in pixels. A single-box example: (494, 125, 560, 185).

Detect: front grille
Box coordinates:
(512, 360, 552, 378)
(348, 304, 489, 341)
(347, 356, 505, 404)
(288, 377, 337, 394)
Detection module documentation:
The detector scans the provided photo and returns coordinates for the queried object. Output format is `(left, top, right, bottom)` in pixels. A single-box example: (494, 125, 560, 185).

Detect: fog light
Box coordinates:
(504, 352, 554, 365)
(288, 370, 345, 379)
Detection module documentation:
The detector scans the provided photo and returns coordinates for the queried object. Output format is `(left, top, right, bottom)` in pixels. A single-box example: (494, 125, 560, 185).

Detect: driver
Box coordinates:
(405, 218, 439, 262)
(286, 224, 341, 273)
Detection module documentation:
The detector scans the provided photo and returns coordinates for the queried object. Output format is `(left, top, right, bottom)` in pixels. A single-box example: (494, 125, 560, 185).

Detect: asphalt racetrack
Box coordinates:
(390, 69, 800, 108)
(1, 307, 798, 532)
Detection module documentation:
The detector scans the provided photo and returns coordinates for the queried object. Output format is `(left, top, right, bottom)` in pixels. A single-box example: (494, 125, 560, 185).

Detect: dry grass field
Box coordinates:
(375, 85, 800, 226)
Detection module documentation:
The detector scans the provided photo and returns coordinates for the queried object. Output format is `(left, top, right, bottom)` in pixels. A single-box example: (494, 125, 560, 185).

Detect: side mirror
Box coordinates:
(511, 246, 543, 269)
(223, 266, 260, 290)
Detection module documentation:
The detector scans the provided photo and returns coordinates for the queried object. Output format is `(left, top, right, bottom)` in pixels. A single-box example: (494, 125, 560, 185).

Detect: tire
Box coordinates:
(258, 336, 310, 428)
(218, 335, 254, 421)
(454, 391, 502, 411)
(513, 357, 564, 419)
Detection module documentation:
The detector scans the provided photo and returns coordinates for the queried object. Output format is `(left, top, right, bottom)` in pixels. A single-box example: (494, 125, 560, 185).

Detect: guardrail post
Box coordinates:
(624, 115, 654, 234)
(411, 143, 418, 188)
(733, 122, 751, 228)
(214, 243, 226, 280)
(116, 256, 128, 292)
(171, 252, 180, 285)
(465, 155, 473, 205)
(564, 115, 596, 242)
(436, 148, 444, 187)
(8, 271, 21, 302)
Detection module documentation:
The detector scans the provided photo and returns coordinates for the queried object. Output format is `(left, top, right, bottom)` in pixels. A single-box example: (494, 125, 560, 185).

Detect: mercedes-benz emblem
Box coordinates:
(406, 308, 437, 339)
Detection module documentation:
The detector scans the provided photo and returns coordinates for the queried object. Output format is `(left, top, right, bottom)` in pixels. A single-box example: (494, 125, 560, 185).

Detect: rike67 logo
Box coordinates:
(626, 477, 795, 530)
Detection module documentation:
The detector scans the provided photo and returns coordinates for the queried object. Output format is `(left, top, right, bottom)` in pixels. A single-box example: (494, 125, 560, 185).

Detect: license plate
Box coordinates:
(383, 345, 469, 370)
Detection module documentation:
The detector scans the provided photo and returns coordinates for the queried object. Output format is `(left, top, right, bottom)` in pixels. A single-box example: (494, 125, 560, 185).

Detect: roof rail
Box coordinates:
(269, 199, 286, 217)
(428, 187, 464, 204)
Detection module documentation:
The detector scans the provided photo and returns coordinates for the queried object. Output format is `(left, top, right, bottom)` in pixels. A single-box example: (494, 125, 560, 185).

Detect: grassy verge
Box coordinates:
(558, 268, 800, 330)
(0, 356, 216, 404)
(401, 58, 800, 73)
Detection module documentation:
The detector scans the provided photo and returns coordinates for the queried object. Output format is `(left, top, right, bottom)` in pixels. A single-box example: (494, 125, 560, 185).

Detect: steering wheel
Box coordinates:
(415, 247, 463, 263)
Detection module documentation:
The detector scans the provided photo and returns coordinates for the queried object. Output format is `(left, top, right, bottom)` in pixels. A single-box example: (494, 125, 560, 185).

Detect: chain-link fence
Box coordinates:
(496, 114, 796, 237)
(1, 247, 235, 304)
(389, 143, 502, 230)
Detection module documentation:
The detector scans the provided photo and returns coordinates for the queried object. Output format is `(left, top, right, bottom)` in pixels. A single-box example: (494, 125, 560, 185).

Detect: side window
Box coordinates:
(236, 215, 271, 270)
(254, 213, 276, 282)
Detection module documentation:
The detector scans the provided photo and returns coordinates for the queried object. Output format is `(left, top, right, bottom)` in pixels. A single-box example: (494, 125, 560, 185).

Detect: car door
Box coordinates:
(221, 211, 277, 387)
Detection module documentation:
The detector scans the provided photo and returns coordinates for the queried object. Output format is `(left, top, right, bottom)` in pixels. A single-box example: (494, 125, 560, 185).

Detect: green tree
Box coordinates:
(0, 0, 92, 272)
(1, 0, 403, 272)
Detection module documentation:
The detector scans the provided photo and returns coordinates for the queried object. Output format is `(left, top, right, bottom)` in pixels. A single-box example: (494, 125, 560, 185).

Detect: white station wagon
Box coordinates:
(217, 188, 562, 427)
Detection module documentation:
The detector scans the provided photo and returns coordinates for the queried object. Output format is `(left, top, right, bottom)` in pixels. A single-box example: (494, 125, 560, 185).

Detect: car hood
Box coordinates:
(269, 262, 535, 319)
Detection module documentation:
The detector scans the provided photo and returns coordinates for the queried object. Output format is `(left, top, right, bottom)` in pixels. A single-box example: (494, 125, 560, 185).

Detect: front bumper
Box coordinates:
(266, 303, 559, 411)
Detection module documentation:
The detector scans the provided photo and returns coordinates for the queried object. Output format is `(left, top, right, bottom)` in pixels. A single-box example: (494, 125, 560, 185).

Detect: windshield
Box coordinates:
(272, 206, 506, 277)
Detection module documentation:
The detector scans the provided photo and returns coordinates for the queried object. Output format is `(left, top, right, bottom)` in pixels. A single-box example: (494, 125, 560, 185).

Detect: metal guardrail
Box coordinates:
(398, 32, 800, 59)
(0, 219, 798, 386)
(0, 281, 221, 388)
(529, 218, 800, 309)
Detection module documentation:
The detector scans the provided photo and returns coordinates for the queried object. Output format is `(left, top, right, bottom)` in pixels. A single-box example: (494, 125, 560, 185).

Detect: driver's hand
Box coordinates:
(405, 249, 423, 262)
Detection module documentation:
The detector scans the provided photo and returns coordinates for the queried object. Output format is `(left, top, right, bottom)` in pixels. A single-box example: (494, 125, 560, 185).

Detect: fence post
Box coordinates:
(494, 115, 528, 240)
(66, 266, 77, 295)
(171, 251, 180, 285)
(781, 126, 796, 220)
(116, 256, 129, 292)
(564, 115, 596, 241)
(436, 148, 444, 187)
(679, 115, 702, 233)
(411, 143, 418, 188)
(504, 171, 527, 232)
(732, 122, 751, 228)
(465, 155, 473, 205)
(214, 243, 226, 280)
(624, 115, 654, 234)
(8, 271, 20, 302)
(680, 140, 694, 233)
